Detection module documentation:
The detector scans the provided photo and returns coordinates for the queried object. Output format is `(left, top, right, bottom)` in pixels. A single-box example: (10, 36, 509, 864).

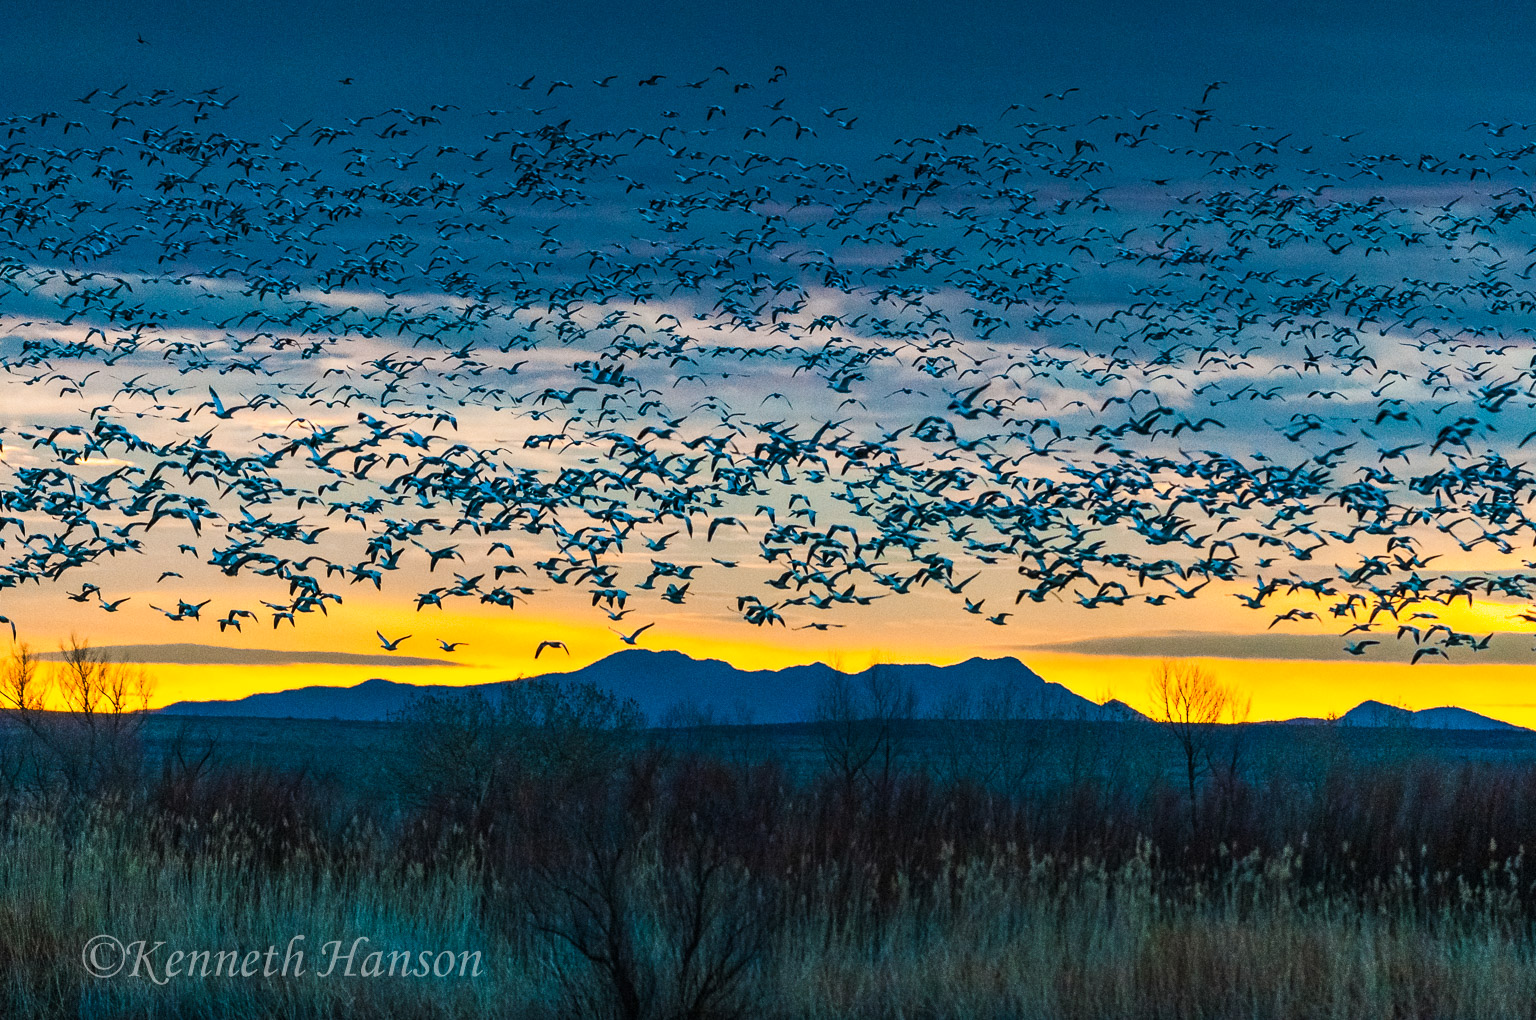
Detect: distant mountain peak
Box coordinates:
(1337, 700, 1524, 731)
(157, 648, 1134, 724)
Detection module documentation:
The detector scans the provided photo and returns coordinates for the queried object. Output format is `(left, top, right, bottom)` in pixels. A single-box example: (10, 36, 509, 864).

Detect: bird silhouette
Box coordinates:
(610, 623, 655, 646)
(0, 72, 1524, 672)
(377, 631, 411, 651)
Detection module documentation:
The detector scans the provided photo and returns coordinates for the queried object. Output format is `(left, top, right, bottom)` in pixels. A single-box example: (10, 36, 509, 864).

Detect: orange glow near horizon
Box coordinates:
(10, 580, 1536, 726)
(1023, 653, 1536, 729)
(22, 638, 1535, 731)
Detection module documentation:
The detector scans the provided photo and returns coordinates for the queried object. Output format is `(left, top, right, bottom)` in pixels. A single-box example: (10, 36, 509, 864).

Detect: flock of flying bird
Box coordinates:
(3, 69, 1536, 666)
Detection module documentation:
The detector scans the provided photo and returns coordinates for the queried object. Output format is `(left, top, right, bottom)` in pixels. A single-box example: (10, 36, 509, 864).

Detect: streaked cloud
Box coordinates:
(1027, 631, 1536, 665)
(33, 643, 460, 668)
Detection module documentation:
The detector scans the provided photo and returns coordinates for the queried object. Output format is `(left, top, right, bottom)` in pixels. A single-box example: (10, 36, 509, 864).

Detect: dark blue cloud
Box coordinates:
(11, 0, 1536, 151)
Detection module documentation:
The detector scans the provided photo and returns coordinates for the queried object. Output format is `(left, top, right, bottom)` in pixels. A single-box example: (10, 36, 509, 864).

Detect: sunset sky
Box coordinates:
(7, 1, 1536, 726)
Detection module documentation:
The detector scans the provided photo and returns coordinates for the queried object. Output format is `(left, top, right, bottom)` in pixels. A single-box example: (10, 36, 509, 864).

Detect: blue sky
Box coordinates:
(7, 1, 1536, 723)
(10, 0, 1536, 149)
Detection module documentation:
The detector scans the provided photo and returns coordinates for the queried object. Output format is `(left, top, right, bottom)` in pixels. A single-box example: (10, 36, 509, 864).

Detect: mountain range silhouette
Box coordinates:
(154, 649, 1528, 730)
(157, 648, 1140, 724)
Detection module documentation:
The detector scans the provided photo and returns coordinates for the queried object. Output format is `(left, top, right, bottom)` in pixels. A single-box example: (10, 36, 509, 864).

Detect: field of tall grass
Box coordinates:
(7, 666, 1536, 1017)
(4, 752, 1536, 1016)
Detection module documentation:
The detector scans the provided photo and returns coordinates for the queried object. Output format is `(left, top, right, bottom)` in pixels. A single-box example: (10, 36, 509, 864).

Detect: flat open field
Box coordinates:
(142, 713, 1536, 798)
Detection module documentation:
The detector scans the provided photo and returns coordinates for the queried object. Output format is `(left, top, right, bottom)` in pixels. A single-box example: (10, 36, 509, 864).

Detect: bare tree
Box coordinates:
(930, 682, 1048, 793)
(0, 639, 154, 803)
(0, 645, 42, 811)
(1207, 683, 1254, 834)
(1, 643, 43, 715)
(532, 797, 770, 1020)
(1148, 658, 1243, 830)
(391, 678, 643, 812)
(659, 697, 724, 760)
(813, 662, 916, 797)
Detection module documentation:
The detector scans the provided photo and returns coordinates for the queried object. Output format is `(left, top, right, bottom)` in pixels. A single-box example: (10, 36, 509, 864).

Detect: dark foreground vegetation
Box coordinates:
(5, 650, 1536, 1017)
